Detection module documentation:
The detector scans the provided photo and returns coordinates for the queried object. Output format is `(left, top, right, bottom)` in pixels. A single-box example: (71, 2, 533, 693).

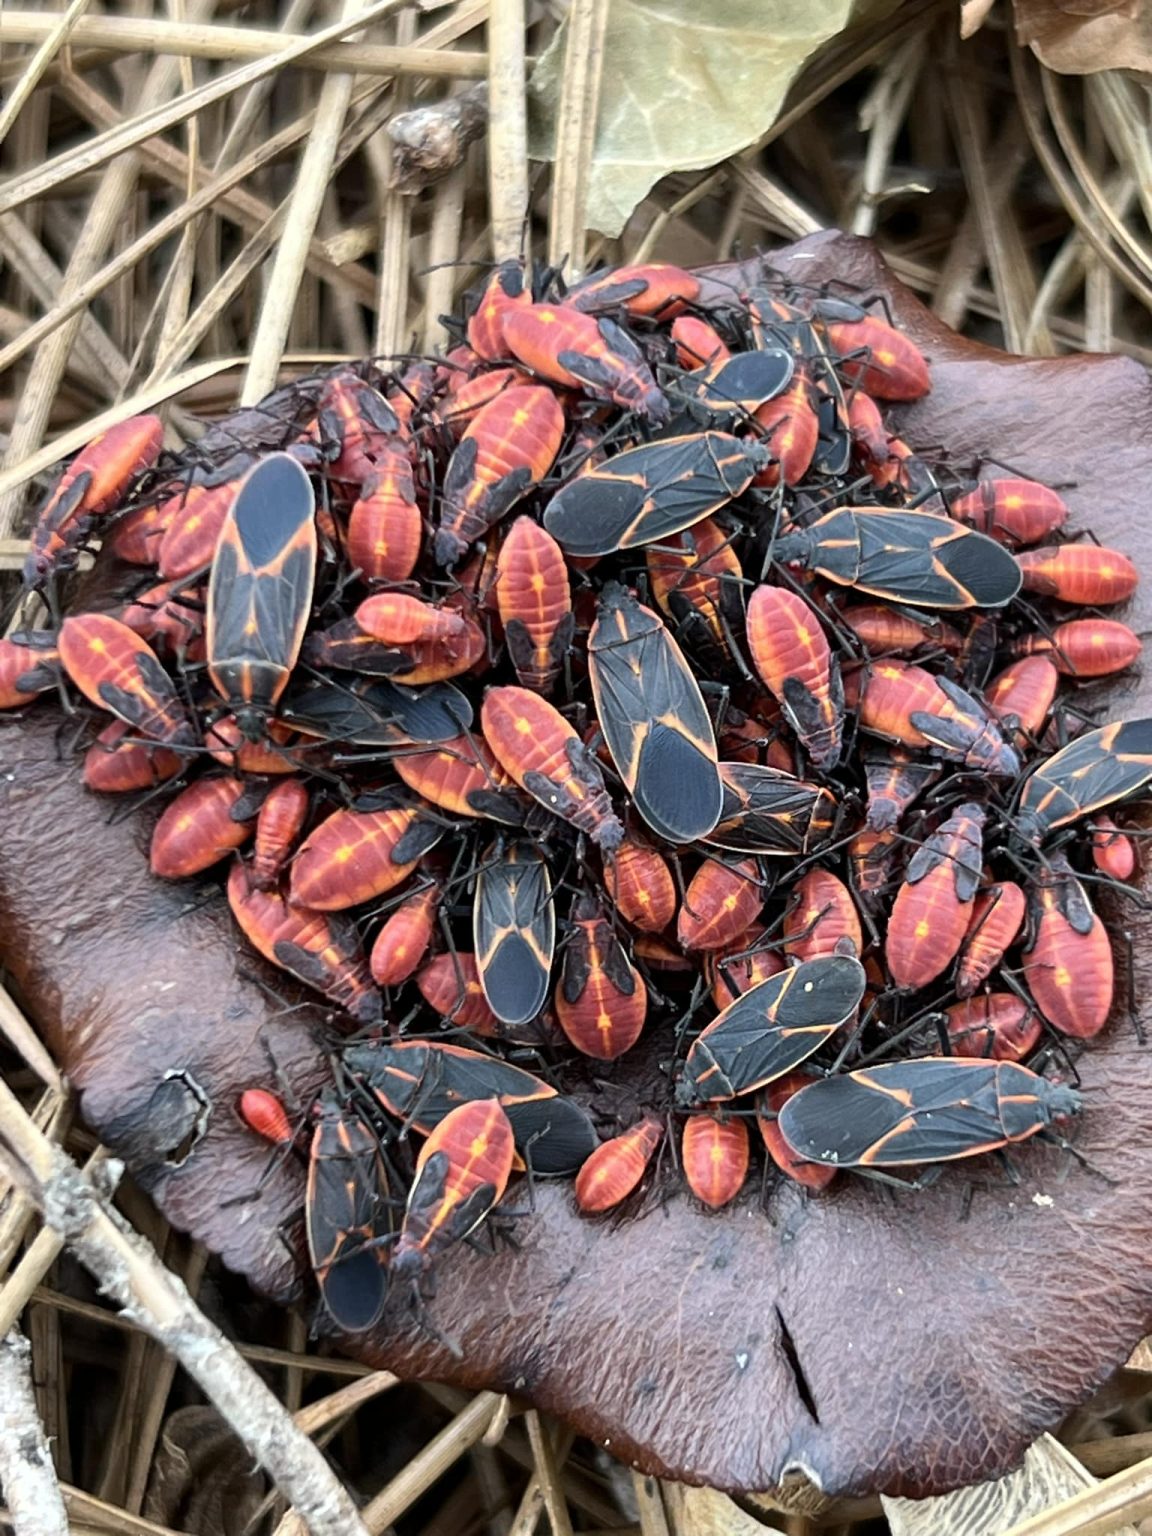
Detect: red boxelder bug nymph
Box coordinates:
(0, 631, 60, 708)
(943, 996, 1043, 1063)
(554, 893, 647, 1061)
(206, 453, 317, 740)
(602, 836, 677, 932)
(150, 777, 253, 878)
(1022, 855, 1114, 1039)
(885, 803, 985, 991)
(676, 954, 867, 1107)
(783, 868, 862, 963)
(955, 881, 1027, 997)
(574, 1117, 663, 1214)
(370, 884, 440, 987)
(58, 613, 196, 747)
(681, 1113, 749, 1208)
(495, 516, 574, 696)
(588, 582, 723, 844)
(776, 1058, 1080, 1170)
(251, 779, 310, 890)
(747, 585, 843, 769)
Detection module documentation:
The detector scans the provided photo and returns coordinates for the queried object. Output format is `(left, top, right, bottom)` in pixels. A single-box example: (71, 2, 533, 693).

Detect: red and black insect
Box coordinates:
(543, 433, 769, 558)
(885, 803, 985, 991)
(416, 952, 502, 1035)
(679, 347, 796, 423)
(369, 884, 440, 987)
(701, 761, 836, 857)
(955, 881, 1026, 998)
(313, 367, 402, 484)
(681, 1113, 749, 1208)
(251, 779, 310, 890)
(306, 1091, 390, 1333)
(574, 1117, 662, 1213)
(948, 477, 1068, 547)
(776, 1058, 1080, 1171)
(474, 840, 556, 1028)
(602, 836, 677, 932)
(1016, 544, 1138, 607)
(482, 686, 624, 850)
(858, 661, 1019, 776)
(495, 516, 574, 696)
(747, 585, 843, 769)
(290, 797, 442, 910)
(813, 310, 930, 401)
(82, 720, 183, 793)
(772, 508, 1022, 610)
(588, 582, 722, 844)
(0, 631, 60, 708)
(677, 855, 765, 952)
(467, 261, 531, 358)
(347, 1038, 554, 1132)
(206, 453, 317, 740)
(943, 996, 1042, 1063)
(150, 777, 253, 878)
(436, 386, 565, 566)
(645, 516, 744, 661)
(706, 922, 784, 1009)
(346, 449, 423, 583)
(1013, 717, 1152, 845)
(355, 592, 466, 646)
(676, 954, 866, 1107)
(1090, 815, 1137, 881)
(862, 746, 941, 831)
(983, 656, 1059, 747)
(1013, 618, 1142, 678)
(24, 413, 163, 591)
(783, 868, 862, 963)
(839, 603, 961, 660)
(1022, 855, 1113, 1038)
(567, 261, 700, 318)
(501, 302, 668, 420)
(554, 893, 647, 1060)
(393, 731, 522, 824)
(58, 613, 196, 747)
(392, 1098, 516, 1290)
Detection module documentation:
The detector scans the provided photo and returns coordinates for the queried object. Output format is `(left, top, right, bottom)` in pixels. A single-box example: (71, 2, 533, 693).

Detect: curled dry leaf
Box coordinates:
(5, 232, 1152, 1498)
(1013, 0, 1147, 72)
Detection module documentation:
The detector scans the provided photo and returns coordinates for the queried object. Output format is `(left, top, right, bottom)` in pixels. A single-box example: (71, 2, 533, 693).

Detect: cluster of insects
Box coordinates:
(6, 256, 1151, 1336)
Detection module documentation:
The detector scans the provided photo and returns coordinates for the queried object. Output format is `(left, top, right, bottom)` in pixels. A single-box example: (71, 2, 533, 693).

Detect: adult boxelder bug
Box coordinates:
(679, 349, 795, 422)
(481, 686, 624, 850)
(281, 673, 471, 747)
(676, 954, 867, 1107)
(701, 761, 836, 857)
(0, 631, 60, 708)
(206, 453, 317, 740)
(392, 1098, 516, 1290)
(574, 1117, 663, 1214)
(772, 508, 1022, 610)
(1022, 855, 1114, 1038)
(886, 803, 985, 990)
(227, 862, 379, 1023)
(1013, 717, 1152, 844)
(588, 582, 723, 844)
(495, 516, 573, 696)
(747, 585, 843, 769)
(602, 836, 677, 932)
(251, 779, 311, 890)
(346, 1038, 555, 1134)
(681, 1113, 749, 1208)
(306, 1091, 389, 1332)
(776, 1057, 1080, 1170)
(1016, 544, 1138, 606)
(783, 868, 862, 962)
(677, 856, 765, 951)
(554, 893, 647, 1060)
(943, 996, 1043, 1062)
(955, 881, 1026, 997)
(346, 448, 423, 583)
(948, 477, 1068, 546)
(150, 776, 253, 878)
(290, 799, 441, 910)
(543, 433, 769, 558)
(436, 385, 565, 566)
(24, 414, 164, 591)
(58, 613, 196, 747)
(370, 884, 440, 987)
(474, 841, 556, 1028)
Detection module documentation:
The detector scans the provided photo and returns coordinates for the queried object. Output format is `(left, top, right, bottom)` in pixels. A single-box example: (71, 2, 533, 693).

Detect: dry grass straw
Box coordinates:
(4, 1, 1152, 1531)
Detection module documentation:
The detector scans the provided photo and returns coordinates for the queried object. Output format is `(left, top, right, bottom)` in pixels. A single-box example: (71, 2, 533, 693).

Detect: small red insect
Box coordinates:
(783, 868, 862, 963)
(1090, 815, 1137, 881)
(645, 517, 743, 654)
(156, 478, 242, 579)
(1022, 855, 1114, 1038)
(568, 261, 700, 318)
(846, 391, 890, 476)
(495, 516, 574, 695)
(439, 367, 531, 432)
(501, 302, 668, 421)
(393, 732, 519, 821)
(482, 686, 624, 850)
(859, 661, 1018, 776)
(681, 1114, 749, 1209)
(819, 315, 930, 400)
(82, 720, 183, 793)
(205, 715, 299, 775)
(983, 656, 1059, 746)
(886, 803, 985, 990)
(370, 884, 440, 987)
(943, 996, 1043, 1063)
(467, 262, 531, 359)
(346, 449, 423, 583)
(705, 922, 784, 1009)
(671, 315, 730, 369)
(354, 592, 466, 646)
(757, 1075, 837, 1192)
(840, 604, 960, 659)
(290, 802, 436, 910)
(24, 414, 164, 590)
(602, 837, 677, 933)
(315, 368, 402, 484)
(677, 856, 764, 952)
(753, 378, 820, 487)
(747, 585, 842, 768)
(554, 894, 647, 1061)
(849, 825, 900, 909)
(417, 952, 502, 1034)
(58, 613, 196, 747)
(949, 477, 1068, 547)
(251, 779, 310, 890)
(862, 746, 941, 831)
(150, 777, 253, 878)
(1016, 544, 1138, 606)
(1013, 618, 1142, 677)
(0, 632, 59, 708)
(117, 579, 205, 656)
(574, 1117, 662, 1213)
(955, 881, 1027, 997)
(237, 1087, 295, 1146)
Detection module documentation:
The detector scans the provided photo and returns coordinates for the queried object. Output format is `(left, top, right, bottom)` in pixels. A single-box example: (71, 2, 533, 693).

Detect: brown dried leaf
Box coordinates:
(4, 233, 1152, 1499)
(1013, 0, 1148, 73)
(145, 1406, 269, 1536)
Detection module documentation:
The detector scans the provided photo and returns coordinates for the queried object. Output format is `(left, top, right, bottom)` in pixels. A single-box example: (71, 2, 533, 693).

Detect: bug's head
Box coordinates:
(234, 705, 268, 743)
(673, 1076, 700, 1111)
(21, 550, 50, 591)
(1047, 1084, 1083, 1123)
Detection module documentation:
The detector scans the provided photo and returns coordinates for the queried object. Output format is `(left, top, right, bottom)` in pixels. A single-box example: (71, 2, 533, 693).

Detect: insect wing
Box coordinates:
(279, 674, 471, 744)
(1017, 718, 1152, 837)
(703, 762, 835, 856)
(207, 453, 317, 711)
(589, 586, 722, 843)
(306, 1105, 388, 1332)
(474, 842, 555, 1025)
(504, 1095, 599, 1175)
(846, 512, 1022, 610)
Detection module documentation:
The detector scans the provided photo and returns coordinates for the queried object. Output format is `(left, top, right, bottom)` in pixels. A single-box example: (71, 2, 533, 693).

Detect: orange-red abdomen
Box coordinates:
(204, 715, 299, 774)
(82, 720, 183, 793)
(238, 1087, 294, 1146)
(603, 838, 677, 933)
(347, 449, 422, 582)
(482, 686, 623, 849)
(1016, 544, 1138, 606)
(0, 633, 59, 708)
(416, 952, 502, 1034)
(823, 316, 930, 400)
(570, 261, 700, 318)
(496, 516, 573, 695)
(501, 303, 666, 420)
(575, 1117, 662, 1213)
(150, 776, 252, 878)
(705, 922, 784, 1009)
(1023, 864, 1113, 1037)
(355, 592, 465, 646)
(943, 996, 1043, 1062)
(156, 479, 238, 578)
(646, 517, 743, 649)
(757, 1075, 836, 1191)
(886, 804, 985, 990)
(251, 779, 310, 890)
(983, 656, 1059, 745)
(677, 856, 764, 951)
(1090, 815, 1137, 881)
(394, 1098, 516, 1276)
(467, 262, 530, 359)
(784, 868, 862, 962)
(753, 378, 819, 486)
(290, 804, 425, 910)
(554, 898, 647, 1060)
(841, 604, 960, 659)
(1014, 619, 1142, 677)
(58, 613, 195, 747)
(682, 1114, 749, 1208)
(949, 477, 1068, 546)
(956, 882, 1026, 997)
(370, 885, 440, 987)
(747, 585, 841, 768)
(671, 315, 730, 369)
(394, 732, 515, 819)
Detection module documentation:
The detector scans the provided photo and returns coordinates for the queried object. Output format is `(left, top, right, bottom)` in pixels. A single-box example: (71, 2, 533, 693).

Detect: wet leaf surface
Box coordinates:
(4, 232, 1152, 1497)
